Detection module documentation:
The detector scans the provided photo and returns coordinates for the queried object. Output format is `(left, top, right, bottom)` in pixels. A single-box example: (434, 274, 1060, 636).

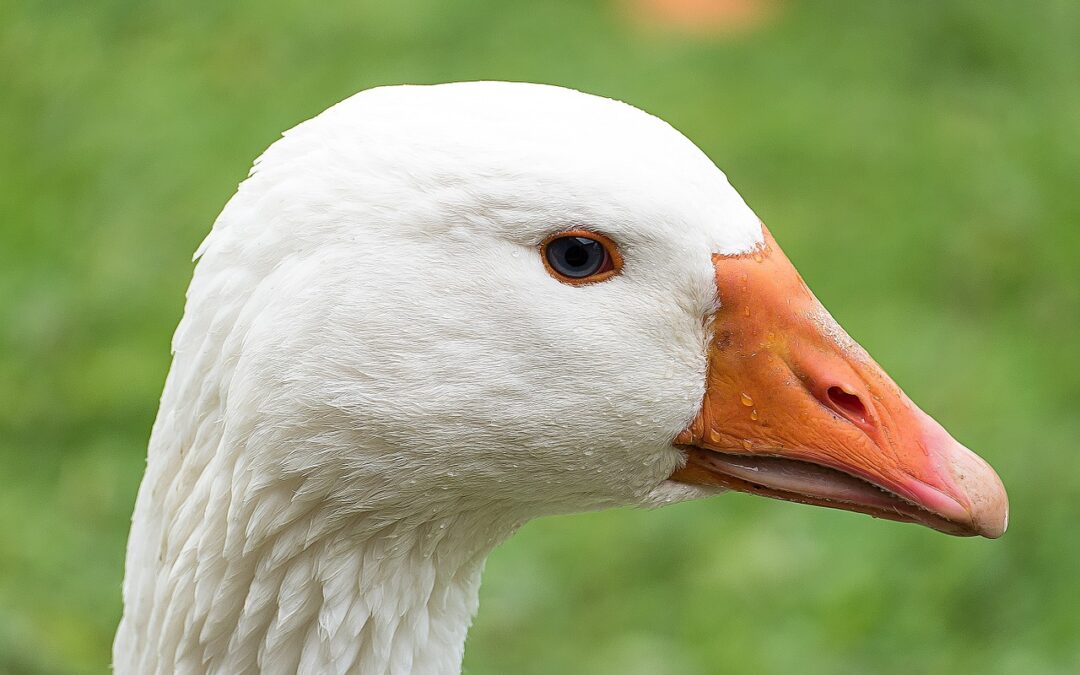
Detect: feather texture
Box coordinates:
(115, 82, 762, 674)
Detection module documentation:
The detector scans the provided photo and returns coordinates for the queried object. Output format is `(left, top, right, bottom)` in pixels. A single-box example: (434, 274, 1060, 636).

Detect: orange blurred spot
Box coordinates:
(624, 0, 777, 35)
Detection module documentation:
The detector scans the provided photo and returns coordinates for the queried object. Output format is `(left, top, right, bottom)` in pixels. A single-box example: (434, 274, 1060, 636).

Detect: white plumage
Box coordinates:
(114, 81, 1006, 674)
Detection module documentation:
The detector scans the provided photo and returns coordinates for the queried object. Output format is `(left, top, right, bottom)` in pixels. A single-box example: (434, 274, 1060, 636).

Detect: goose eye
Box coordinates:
(540, 230, 622, 285)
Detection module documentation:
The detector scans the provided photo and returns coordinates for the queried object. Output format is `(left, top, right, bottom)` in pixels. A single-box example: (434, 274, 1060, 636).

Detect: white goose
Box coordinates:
(114, 81, 1008, 675)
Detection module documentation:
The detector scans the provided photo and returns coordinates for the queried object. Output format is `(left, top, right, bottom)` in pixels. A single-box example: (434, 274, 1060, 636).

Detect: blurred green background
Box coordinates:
(2, 0, 1078, 673)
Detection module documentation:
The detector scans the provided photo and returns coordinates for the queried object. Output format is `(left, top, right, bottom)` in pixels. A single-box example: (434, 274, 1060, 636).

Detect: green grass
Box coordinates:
(1, 1, 1078, 672)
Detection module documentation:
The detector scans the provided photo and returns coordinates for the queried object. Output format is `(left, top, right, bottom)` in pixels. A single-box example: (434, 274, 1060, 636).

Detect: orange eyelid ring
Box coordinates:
(539, 229, 624, 285)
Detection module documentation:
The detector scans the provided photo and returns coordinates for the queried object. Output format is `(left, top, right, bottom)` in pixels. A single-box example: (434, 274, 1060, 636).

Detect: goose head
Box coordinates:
(188, 81, 1007, 538)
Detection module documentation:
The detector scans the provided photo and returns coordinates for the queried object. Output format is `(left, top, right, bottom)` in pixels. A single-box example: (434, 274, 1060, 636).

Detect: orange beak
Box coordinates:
(671, 225, 1008, 538)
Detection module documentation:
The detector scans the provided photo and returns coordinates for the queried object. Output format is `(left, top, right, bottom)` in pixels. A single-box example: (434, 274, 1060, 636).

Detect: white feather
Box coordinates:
(115, 81, 761, 675)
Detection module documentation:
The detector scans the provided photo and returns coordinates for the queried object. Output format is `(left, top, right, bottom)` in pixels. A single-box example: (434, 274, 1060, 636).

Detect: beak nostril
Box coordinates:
(826, 386, 869, 425)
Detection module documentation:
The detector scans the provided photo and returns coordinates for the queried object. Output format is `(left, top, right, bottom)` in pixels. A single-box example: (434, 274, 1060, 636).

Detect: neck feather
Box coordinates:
(114, 266, 521, 674)
(115, 460, 513, 674)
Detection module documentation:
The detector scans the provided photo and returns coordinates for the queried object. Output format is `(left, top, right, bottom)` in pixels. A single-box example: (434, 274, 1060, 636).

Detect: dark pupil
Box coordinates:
(547, 236, 604, 278)
(564, 242, 590, 267)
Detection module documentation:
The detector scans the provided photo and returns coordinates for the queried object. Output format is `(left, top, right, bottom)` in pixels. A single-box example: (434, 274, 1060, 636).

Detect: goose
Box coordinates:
(114, 81, 1008, 675)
